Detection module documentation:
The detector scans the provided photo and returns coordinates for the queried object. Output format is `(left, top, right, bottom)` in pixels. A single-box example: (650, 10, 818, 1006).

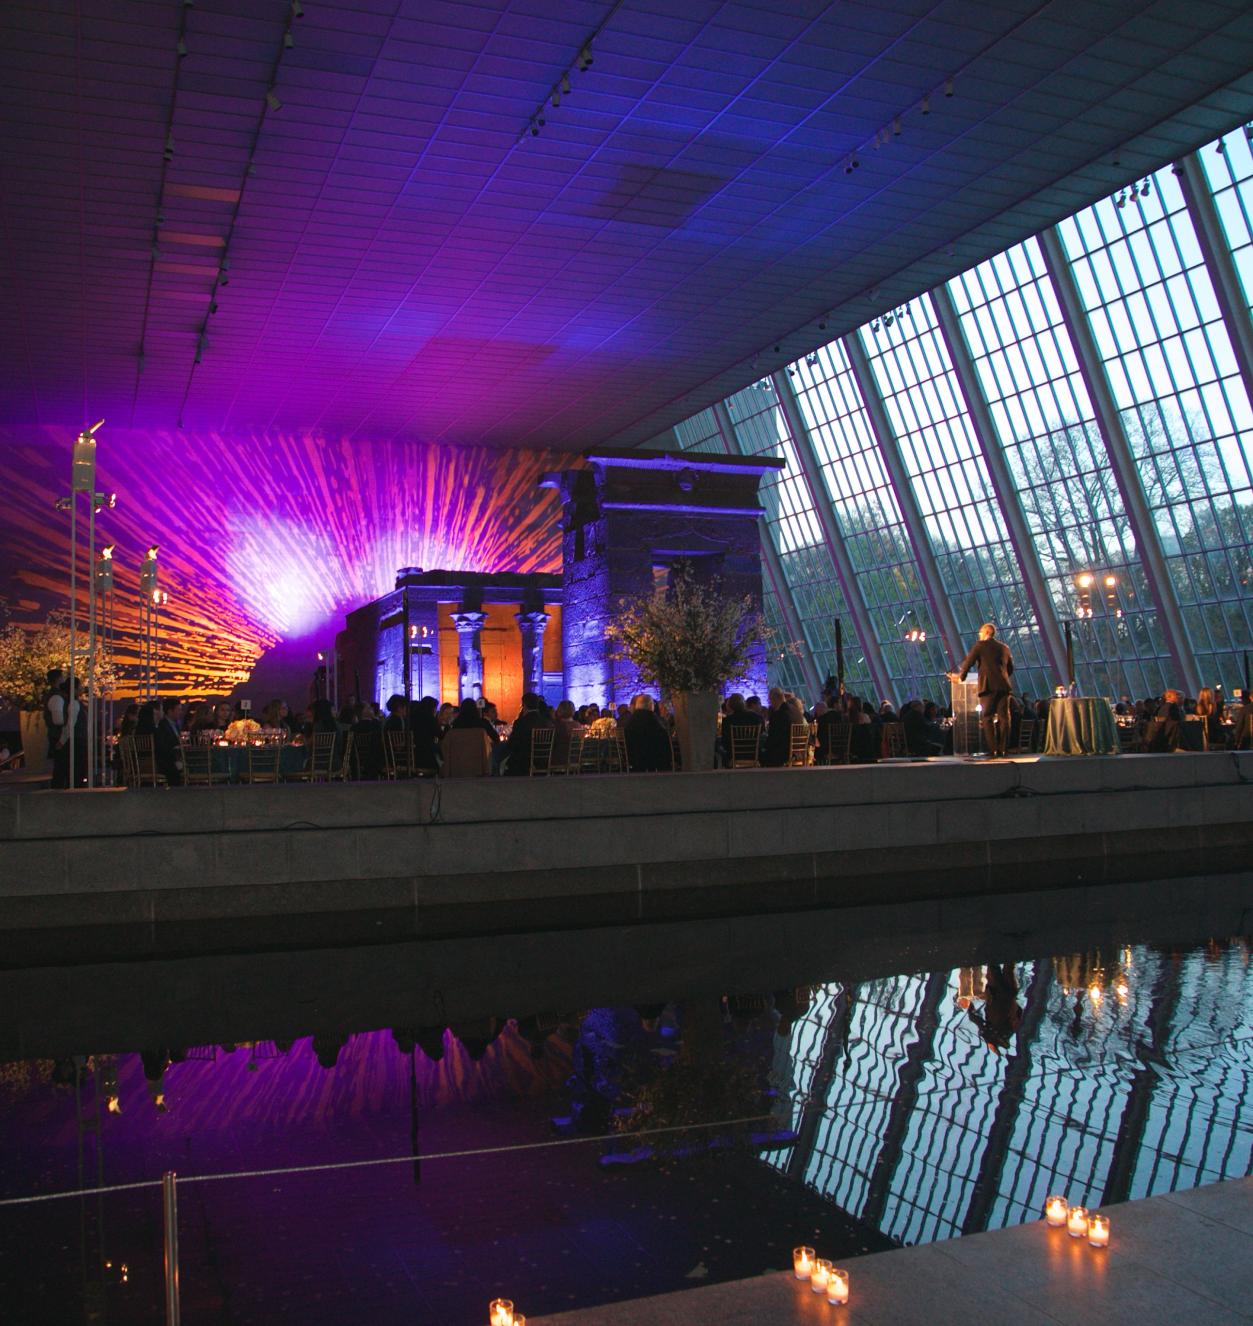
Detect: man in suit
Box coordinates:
(155, 698, 186, 786)
(952, 622, 1014, 758)
(622, 694, 673, 772)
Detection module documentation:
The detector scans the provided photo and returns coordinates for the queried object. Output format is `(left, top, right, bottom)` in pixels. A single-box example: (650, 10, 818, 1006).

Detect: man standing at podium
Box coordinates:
(951, 623, 1014, 759)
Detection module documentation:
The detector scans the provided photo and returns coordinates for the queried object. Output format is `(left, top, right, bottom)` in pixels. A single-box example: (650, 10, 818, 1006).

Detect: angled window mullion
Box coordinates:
(767, 372, 897, 703)
(1040, 225, 1203, 693)
(1178, 151, 1253, 423)
(932, 282, 1069, 683)
(711, 399, 825, 700)
(842, 331, 964, 669)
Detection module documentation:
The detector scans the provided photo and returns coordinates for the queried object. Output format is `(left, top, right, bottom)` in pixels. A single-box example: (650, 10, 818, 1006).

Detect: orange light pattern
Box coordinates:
(0, 427, 563, 696)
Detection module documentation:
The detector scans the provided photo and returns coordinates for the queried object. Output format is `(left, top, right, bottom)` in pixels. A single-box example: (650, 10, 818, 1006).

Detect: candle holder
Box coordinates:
(827, 1268, 850, 1306)
(1044, 1195, 1069, 1227)
(810, 1259, 832, 1294)
(1067, 1206, 1089, 1239)
(792, 1247, 815, 1280)
(1088, 1213, 1110, 1249)
(489, 1299, 514, 1326)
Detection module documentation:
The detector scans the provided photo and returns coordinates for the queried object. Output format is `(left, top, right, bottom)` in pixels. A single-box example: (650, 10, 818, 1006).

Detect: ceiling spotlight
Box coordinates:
(266, 89, 282, 111)
(852, 155, 860, 169)
(291, 0, 304, 15)
(530, 120, 539, 136)
(561, 74, 571, 95)
(844, 160, 853, 175)
(151, 242, 161, 259)
(773, 344, 781, 353)
(177, 38, 188, 57)
(537, 112, 546, 127)
(892, 117, 901, 137)
(552, 88, 560, 107)
(578, 43, 593, 70)
(1115, 190, 1126, 208)
(806, 353, 819, 367)
(1142, 177, 1151, 197)
(921, 94, 930, 115)
(164, 132, 174, 159)
(284, 30, 294, 48)
(944, 77, 953, 97)
(817, 317, 827, 330)
(55, 496, 73, 512)
(1216, 138, 1225, 154)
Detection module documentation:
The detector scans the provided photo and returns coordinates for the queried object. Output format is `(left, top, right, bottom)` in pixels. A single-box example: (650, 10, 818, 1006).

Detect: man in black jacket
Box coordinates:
(953, 623, 1014, 758)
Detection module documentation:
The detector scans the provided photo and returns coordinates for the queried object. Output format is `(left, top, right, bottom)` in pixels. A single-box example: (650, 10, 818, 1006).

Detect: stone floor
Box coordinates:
(531, 1177, 1253, 1325)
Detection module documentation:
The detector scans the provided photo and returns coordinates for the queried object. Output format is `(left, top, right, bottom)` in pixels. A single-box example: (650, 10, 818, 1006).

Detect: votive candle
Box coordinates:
(1088, 1214, 1110, 1249)
(1067, 1206, 1089, 1239)
(489, 1299, 514, 1326)
(827, 1268, 850, 1306)
(793, 1247, 815, 1280)
(1045, 1195, 1069, 1227)
(811, 1259, 832, 1294)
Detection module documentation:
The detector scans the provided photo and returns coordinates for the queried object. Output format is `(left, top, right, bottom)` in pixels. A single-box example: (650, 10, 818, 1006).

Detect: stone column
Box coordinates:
(515, 609, 550, 697)
(450, 611, 488, 702)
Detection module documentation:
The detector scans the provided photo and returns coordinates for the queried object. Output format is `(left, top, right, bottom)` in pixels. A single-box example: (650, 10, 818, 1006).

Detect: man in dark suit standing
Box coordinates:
(504, 692, 555, 775)
(952, 622, 1014, 758)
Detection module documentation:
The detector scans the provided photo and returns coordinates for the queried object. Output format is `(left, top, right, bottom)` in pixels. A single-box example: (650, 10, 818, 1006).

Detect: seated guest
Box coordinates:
(622, 694, 673, 772)
(814, 703, 850, 762)
(1144, 689, 1184, 752)
(383, 694, 408, 732)
(260, 699, 292, 732)
(410, 695, 443, 772)
(154, 699, 185, 786)
(762, 687, 793, 767)
(1195, 687, 1225, 749)
(504, 692, 555, 775)
(552, 699, 585, 766)
(436, 701, 457, 734)
(309, 697, 345, 769)
(902, 700, 944, 757)
(212, 701, 233, 730)
(447, 697, 499, 743)
(115, 703, 139, 738)
(351, 701, 384, 779)
(1233, 689, 1253, 750)
(721, 692, 763, 765)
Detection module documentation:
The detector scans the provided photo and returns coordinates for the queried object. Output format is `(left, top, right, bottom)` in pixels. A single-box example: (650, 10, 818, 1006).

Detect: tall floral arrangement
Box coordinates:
(607, 561, 770, 693)
(0, 614, 119, 711)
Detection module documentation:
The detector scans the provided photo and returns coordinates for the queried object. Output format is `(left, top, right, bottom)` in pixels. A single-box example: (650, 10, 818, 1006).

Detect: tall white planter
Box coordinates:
(672, 691, 720, 773)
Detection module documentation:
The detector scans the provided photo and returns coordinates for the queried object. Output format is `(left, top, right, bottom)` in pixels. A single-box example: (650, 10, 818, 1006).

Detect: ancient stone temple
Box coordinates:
(542, 449, 784, 707)
(335, 568, 562, 714)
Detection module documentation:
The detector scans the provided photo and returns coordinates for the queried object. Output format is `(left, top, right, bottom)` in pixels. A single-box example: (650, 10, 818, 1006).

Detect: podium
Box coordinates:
(950, 677, 982, 757)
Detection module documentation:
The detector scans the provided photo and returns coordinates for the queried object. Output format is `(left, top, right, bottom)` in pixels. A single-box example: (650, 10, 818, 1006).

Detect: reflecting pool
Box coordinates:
(0, 899, 1250, 1325)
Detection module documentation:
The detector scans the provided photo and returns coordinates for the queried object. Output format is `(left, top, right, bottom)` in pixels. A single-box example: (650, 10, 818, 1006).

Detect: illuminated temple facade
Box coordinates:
(337, 449, 782, 711)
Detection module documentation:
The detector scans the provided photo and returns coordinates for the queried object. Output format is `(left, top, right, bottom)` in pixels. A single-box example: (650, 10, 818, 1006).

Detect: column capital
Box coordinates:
(450, 610, 488, 633)
(515, 609, 550, 631)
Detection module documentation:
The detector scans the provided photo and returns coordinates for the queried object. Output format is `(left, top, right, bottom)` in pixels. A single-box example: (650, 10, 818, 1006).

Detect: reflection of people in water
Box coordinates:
(959, 964, 1023, 1053)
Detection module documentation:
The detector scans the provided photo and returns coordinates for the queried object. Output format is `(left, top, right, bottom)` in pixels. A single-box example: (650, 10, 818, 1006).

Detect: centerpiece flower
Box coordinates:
(607, 560, 771, 772)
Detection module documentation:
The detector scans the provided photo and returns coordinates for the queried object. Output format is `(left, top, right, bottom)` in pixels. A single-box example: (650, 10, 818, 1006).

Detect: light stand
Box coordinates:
(66, 420, 104, 789)
(139, 548, 159, 701)
(94, 546, 115, 785)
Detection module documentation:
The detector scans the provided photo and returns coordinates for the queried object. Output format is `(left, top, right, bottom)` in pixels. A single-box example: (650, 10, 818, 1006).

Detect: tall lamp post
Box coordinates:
(1065, 571, 1122, 696)
(59, 420, 112, 789)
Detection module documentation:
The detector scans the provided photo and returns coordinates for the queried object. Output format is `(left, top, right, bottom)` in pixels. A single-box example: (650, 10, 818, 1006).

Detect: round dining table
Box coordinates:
(1044, 697, 1120, 756)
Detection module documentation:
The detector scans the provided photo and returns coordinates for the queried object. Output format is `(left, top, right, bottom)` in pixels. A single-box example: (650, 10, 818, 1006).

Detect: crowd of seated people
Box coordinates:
(103, 674, 1253, 788)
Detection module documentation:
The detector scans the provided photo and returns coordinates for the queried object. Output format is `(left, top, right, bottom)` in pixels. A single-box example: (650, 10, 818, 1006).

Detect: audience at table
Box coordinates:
(98, 667, 1249, 793)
